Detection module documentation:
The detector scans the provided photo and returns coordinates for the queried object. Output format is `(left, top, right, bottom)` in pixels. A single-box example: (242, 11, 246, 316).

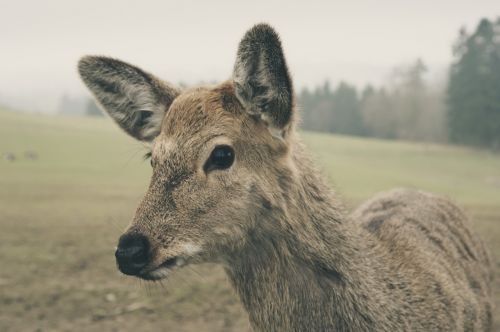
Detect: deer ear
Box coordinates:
(78, 56, 180, 141)
(232, 24, 294, 138)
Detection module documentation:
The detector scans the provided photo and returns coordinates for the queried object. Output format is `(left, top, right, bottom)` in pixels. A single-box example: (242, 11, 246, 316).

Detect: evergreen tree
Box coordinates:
(331, 82, 364, 135)
(448, 18, 500, 149)
(298, 81, 365, 136)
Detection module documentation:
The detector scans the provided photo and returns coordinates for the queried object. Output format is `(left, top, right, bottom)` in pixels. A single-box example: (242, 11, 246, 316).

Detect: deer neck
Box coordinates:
(224, 147, 392, 331)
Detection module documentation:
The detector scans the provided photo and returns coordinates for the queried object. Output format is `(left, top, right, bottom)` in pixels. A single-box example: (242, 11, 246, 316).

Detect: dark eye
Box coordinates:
(204, 145, 235, 172)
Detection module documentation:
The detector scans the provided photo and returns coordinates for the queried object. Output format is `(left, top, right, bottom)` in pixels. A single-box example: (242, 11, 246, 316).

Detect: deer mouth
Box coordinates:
(141, 256, 186, 281)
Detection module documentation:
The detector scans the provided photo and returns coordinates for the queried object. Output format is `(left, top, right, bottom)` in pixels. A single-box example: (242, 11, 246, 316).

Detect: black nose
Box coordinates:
(115, 232, 150, 276)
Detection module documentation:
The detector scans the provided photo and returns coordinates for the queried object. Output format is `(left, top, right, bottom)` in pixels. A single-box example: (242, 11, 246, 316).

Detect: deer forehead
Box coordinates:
(157, 83, 246, 142)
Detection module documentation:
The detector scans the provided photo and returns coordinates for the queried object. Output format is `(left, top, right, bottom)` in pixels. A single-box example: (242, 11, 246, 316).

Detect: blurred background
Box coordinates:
(1, 0, 499, 331)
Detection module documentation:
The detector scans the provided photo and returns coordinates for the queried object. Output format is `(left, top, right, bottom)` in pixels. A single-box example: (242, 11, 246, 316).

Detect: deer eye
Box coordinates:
(204, 145, 235, 172)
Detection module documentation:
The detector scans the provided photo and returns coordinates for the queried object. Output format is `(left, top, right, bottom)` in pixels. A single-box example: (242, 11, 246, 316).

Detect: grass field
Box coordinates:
(1, 109, 499, 331)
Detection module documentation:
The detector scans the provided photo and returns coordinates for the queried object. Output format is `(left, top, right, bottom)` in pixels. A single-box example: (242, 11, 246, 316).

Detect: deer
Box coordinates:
(78, 24, 494, 331)
(2, 152, 16, 162)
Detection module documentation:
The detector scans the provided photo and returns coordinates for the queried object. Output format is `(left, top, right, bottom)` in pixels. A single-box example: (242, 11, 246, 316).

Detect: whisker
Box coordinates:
(187, 266, 208, 283)
(106, 217, 124, 232)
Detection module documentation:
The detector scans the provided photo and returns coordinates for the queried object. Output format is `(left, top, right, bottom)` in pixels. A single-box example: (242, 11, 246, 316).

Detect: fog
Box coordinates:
(1, 0, 499, 113)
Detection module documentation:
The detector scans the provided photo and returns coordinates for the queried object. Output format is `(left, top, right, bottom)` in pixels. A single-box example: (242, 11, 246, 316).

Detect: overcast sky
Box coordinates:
(1, 0, 499, 113)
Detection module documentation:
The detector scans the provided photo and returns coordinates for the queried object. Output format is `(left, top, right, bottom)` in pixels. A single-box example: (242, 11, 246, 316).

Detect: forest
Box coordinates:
(299, 18, 500, 149)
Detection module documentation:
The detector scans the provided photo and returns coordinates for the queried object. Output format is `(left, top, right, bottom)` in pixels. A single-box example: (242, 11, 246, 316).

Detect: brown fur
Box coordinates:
(79, 24, 494, 331)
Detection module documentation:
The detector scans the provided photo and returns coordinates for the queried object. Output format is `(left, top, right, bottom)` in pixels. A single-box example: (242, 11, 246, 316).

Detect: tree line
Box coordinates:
(299, 58, 447, 142)
(299, 17, 500, 149)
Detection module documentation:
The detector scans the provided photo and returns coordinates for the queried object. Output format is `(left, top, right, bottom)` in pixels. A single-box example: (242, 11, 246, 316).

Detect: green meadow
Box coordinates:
(1, 109, 499, 331)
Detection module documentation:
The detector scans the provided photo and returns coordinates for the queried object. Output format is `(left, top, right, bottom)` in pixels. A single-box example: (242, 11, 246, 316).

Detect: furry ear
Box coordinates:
(78, 56, 180, 141)
(232, 24, 294, 137)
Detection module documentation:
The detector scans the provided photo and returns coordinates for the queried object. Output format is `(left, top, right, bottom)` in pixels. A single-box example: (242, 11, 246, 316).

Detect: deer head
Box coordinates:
(78, 24, 295, 280)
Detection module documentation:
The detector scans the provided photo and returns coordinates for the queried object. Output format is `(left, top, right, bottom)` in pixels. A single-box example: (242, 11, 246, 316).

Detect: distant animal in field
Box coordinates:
(2, 152, 16, 162)
(78, 24, 494, 331)
(24, 150, 38, 160)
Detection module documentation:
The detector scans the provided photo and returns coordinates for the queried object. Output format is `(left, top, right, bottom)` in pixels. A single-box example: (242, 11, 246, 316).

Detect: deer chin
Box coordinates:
(140, 243, 203, 281)
(140, 256, 187, 281)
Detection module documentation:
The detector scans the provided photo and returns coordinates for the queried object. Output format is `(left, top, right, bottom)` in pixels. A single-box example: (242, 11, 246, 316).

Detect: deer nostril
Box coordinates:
(115, 232, 150, 276)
